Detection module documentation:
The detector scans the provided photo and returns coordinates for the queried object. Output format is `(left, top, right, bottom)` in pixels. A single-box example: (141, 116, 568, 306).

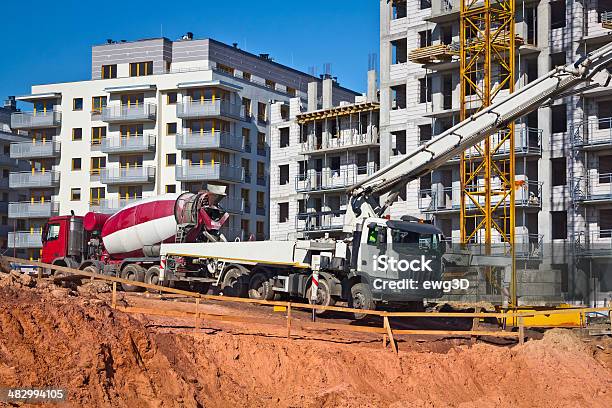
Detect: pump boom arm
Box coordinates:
(343, 42, 612, 231)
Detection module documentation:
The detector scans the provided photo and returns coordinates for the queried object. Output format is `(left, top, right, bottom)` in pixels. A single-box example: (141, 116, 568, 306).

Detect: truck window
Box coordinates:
(46, 224, 60, 241)
(367, 225, 386, 245)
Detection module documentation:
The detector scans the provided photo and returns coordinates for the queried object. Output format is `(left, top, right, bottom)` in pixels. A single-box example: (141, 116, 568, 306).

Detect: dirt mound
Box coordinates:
(0, 285, 610, 407)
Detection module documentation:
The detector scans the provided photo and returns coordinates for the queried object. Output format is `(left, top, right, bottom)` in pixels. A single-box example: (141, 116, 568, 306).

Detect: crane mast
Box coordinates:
(343, 42, 612, 233)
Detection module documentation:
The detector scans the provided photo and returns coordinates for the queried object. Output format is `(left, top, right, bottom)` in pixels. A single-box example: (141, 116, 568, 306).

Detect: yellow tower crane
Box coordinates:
(459, 0, 517, 306)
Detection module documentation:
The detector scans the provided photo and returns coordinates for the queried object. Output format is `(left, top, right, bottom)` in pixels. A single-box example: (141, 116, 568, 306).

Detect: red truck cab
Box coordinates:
(41, 215, 86, 266)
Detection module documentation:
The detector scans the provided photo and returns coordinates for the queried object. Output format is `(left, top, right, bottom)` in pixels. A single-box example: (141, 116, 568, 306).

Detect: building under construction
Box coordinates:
(379, 0, 612, 306)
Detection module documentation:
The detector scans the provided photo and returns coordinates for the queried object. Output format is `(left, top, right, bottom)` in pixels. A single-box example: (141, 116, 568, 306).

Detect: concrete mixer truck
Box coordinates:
(40, 186, 231, 292)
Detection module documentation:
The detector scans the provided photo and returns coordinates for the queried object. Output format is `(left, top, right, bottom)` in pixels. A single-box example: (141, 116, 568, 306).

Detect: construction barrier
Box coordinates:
(3, 256, 612, 353)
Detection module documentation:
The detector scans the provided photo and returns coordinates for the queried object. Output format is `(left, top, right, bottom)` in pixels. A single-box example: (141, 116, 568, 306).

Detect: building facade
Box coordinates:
(8, 36, 357, 258)
(269, 73, 379, 240)
(380, 0, 612, 305)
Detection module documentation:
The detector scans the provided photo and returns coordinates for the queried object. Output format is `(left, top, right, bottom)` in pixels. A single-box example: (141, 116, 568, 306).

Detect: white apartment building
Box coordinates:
(380, 0, 612, 305)
(8, 36, 356, 258)
(269, 73, 379, 240)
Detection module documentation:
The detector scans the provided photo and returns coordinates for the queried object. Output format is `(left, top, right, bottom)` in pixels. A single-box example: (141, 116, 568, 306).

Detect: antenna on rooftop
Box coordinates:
(368, 52, 378, 73)
(308, 66, 318, 77)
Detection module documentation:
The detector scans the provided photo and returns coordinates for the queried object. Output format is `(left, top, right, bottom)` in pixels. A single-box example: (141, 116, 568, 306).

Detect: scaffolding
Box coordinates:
(459, 0, 516, 304)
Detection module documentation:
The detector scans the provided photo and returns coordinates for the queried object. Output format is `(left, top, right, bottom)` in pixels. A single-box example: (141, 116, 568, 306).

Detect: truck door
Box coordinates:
(41, 220, 67, 264)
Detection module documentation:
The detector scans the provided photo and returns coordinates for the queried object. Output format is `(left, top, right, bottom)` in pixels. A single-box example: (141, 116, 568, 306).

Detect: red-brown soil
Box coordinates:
(0, 274, 610, 408)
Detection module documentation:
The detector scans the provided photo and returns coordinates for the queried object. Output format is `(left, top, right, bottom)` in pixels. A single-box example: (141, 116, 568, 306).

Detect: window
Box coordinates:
(102, 64, 117, 79)
(167, 92, 177, 105)
(551, 104, 567, 133)
(298, 199, 306, 214)
(242, 128, 251, 147)
(257, 191, 265, 208)
(550, 52, 566, 68)
(166, 153, 176, 166)
(256, 221, 264, 240)
(600, 209, 612, 238)
(257, 161, 265, 179)
(265, 79, 276, 89)
(526, 58, 538, 83)
(165, 184, 176, 194)
(242, 189, 250, 207)
(91, 127, 106, 145)
(391, 38, 408, 64)
(279, 164, 289, 185)
(3, 144, 9, 155)
(217, 63, 234, 75)
(258, 102, 267, 123)
(357, 153, 368, 175)
(129, 61, 153, 77)
(599, 155, 612, 183)
(167, 122, 177, 135)
(121, 93, 144, 107)
(392, 0, 407, 19)
(419, 77, 432, 103)
(551, 158, 567, 186)
(281, 105, 289, 120)
(298, 160, 307, 180)
(551, 211, 567, 239)
(242, 158, 251, 176)
(257, 132, 266, 148)
(392, 130, 407, 155)
(419, 124, 432, 143)
(279, 202, 289, 223)
(73, 98, 83, 111)
(330, 156, 340, 176)
(550, 1, 566, 29)
(598, 102, 612, 129)
(90, 187, 105, 205)
(71, 188, 81, 201)
(419, 30, 432, 48)
(92, 96, 107, 114)
(287, 87, 296, 97)
(280, 127, 290, 148)
(243, 71, 252, 81)
(420, 0, 431, 9)
(242, 97, 252, 117)
(441, 25, 453, 45)
(72, 128, 83, 141)
(45, 224, 60, 241)
(72, 158, 82, 171)
(90, 156, 106, 175)
(391, 84, 407, 110)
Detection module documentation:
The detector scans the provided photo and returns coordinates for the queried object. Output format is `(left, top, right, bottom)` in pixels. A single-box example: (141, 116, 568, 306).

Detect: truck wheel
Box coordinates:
(306, 278, 335, 315)
(221, 268, 247, 298)
(145, 266, 162, 287)
(248, 272, 274, 300)
(82, 265, 99, 275)
(121, 265, 145, 292)
(349, 283, 375, 320)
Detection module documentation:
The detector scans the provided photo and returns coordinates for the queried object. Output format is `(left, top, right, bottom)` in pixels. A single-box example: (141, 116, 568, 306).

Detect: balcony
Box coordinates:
(220, 198, 244, 214)
(9, 171, 60, 189)
(574, 173, 612, 203)
(101, 104, 156, 123)
(572, 117, 612, 150)
(89, 197, 141, 214)
(296, 210, 345, 233)
(176, 100, 242, 121)
(10, 140, 61, 159)
(295, 166, 377, 193)
(408, 43, 458, 64)
(8, 201, 59, 219)
(175, 164, 244, 183)
(175, 131, 242, 152)
(100, 166, 156, 185)
(301, 132, 379, 155)
(101, 134, 156, 154)
(11, 111, 61, 129)
(256, 206, 266, 216)
(418, 180, 542, 213)
(8, 231, 42, 249)
(574, 229, 612, 257)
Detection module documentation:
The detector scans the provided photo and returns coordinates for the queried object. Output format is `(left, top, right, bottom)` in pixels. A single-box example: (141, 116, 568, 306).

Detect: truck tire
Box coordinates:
(248, 272, 274, 300)
(221, 267, 248, 298)
(121, 264, 145, 292)
(145, 265, 162, 287)
(349, 283, 375, 320)
(306, 278, 335, 315)
(82, 265, 99, 275)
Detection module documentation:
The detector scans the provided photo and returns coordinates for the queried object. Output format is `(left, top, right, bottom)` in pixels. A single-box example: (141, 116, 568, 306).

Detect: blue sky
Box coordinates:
(0, 0, 379, 104)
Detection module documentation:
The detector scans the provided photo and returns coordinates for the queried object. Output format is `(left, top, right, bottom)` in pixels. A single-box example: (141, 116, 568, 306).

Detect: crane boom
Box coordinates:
(343, 42, 612, 232)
